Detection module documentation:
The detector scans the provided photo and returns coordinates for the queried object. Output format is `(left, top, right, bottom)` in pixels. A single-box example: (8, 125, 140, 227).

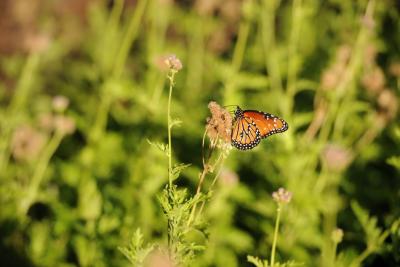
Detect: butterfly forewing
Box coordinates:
(243, 111, 288, 138)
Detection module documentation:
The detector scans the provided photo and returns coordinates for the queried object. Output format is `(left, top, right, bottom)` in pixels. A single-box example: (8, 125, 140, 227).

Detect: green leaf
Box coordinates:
(118, 229, 154, 266)
(351, 201, 386, 249)
(171, 163, 191, 181)
(387, 156, 400, 170)
(170, 118, 183, 128)
(247, 255, 268, 267)
(147, 139, 169, 156)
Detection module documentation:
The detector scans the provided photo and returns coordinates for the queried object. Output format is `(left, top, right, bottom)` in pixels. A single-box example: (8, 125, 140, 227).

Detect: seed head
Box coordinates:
(331, 228, 344, 244)
(206, 101, 233, 144)
(54, 115, 76, 135)
(377, 89, 398, 122)
(24, 33, 51, 53)
(219, 168, 239, 186)
(11, 125, 46, 162)
(336, 45, 352, 65)
(362, 67, 385, 95)
(272, 188, 292, 205)
(389, 62, 400, 77)
(363, 44, 377, 67)
(322, 144, 353, 172)
(52, 95, 70, 113)
(145, 249, 175, 267)
(164, 54, 182, 72)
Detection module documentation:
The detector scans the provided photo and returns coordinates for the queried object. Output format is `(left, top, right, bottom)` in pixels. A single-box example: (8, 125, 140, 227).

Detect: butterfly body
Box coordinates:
(231, 106, 288, 150)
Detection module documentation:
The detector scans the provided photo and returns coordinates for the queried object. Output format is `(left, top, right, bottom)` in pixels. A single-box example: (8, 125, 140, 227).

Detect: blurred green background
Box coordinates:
(0, 0, 399, 266)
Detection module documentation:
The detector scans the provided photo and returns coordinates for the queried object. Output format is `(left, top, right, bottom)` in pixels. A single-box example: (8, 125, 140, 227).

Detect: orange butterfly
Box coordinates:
(231, 106, 288, 150)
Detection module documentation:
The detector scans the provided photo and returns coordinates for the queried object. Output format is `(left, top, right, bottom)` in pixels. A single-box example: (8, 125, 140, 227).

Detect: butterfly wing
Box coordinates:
(231, 116, 261, 150)
(243, 110, 288, 139)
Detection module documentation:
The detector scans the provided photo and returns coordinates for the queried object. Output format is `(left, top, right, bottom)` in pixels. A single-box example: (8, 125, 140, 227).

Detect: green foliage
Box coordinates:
(118, 229, 154, 266)
(159, 185, 207, 265)
(247, 255, 302, 267)
(345, 202, 393, 267)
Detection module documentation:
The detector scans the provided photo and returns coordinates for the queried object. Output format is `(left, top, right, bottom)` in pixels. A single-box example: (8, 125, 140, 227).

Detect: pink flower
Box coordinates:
(272, 188, 292, 204)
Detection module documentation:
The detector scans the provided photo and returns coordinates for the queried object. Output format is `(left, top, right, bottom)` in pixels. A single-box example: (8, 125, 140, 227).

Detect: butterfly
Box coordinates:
(231, 106, 288, 150)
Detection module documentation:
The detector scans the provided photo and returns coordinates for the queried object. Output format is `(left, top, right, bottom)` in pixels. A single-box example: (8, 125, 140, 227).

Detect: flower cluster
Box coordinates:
(164, 54, 183, 72)
(206, 101, 233, 145)
(321, 144, 353, 172)
(39, 96, 76, 135)
(11, 125, 46, 162)
(320, 45, 352, 91)
(272, 188, 292, 205)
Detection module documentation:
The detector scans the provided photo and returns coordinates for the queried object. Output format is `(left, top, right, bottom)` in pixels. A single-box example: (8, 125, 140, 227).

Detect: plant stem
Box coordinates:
(286, 0, 302, 118)
(166, 70, 176, 256)
(260, 0, 283, 94)
(332, 242, 338, 266)
(20, 130, 64, 216)
(270, 204, 282, 267)
(0, 53, 40, 175)
(113, 0, 148, 78)
(167, 70, 176, 188)
(349, 247, 372, 267)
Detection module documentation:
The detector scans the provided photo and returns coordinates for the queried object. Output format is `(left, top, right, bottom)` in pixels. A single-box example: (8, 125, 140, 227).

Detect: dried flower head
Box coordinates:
(331, 228, 344, 244)
(220, 0, 241, 22)
(194, 0, 220, 15)
(272, 188, 292, 204)
(321, 68, 339, 91)
(52, 95, 70, 113)
(54, 115, 76, 135)
(364, 44, 377, 67)
(321, 144, 353, 172)
(206, 101, 233, 145)
(321, 63, 346, 91)
(336, 45, 352, 65)
(208, 27, 232, 54)
(24, 33, 51, 53)
(362, 67, 385, 95)
(219, 168, 239, 186)
(11, 125, 46, 162)
(377, 89, 398, 121)
(163, 54, 182, 72)
(39, 113, 55, 132)
(389, 62, 400, 77)
(361, 13, 375, 30)
(144, 249, 175, 267)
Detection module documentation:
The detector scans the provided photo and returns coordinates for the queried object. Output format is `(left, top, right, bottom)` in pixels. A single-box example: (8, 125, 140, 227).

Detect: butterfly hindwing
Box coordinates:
(231, 116, 261, 150)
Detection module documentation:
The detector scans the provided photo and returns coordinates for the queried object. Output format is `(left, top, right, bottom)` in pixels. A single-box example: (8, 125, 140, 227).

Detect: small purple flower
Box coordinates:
(164, 54, 183, 72)
(272, 188, 292, 204)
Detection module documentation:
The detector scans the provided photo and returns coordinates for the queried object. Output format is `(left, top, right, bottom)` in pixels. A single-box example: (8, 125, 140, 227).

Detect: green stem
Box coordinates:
(0, 53, 40, 175)
(349, 247, 373, 267)
(113, 0, 148, 78)
(167, 71, 176, 188)
(332, 242, 338, 266)
(166, 70, 176, 255)
(20, 130, 64, 216)
(270, 204, 282, 267)
(223, 2, 251, 105)
(319, 0, 375, 144)
(260, 0, 283, 94)
(286, 0, 302, 117)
